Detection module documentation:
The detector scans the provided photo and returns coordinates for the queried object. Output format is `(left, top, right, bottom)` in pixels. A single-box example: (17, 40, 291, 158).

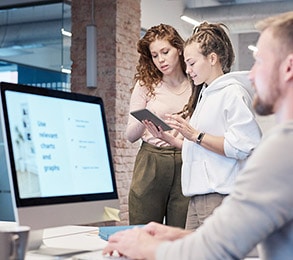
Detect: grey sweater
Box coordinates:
(157, 121, 293, 260)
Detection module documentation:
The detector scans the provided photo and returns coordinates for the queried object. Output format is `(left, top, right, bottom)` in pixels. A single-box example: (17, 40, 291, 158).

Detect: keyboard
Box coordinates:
(73, 250, 129, 260)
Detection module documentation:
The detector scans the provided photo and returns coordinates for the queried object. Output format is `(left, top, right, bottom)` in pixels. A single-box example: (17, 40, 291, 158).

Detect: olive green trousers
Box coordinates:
(128, 142, 189, 228)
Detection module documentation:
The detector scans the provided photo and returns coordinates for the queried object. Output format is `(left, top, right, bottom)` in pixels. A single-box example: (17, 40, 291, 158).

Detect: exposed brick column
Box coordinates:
(71, 0, 140, 225)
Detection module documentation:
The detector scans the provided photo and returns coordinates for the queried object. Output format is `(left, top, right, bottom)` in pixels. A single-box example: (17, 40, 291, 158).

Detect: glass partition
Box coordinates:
(0, 1, 71, 89)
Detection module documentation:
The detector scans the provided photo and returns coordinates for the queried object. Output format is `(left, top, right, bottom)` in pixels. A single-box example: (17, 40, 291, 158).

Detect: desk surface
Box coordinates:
(25, 225, 260, 260)
(25, 225, 122, 260)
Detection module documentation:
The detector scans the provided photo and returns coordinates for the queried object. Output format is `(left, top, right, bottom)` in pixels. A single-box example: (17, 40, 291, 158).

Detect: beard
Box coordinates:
(253, 93, 275, 116)
(253, 65, 280, 116)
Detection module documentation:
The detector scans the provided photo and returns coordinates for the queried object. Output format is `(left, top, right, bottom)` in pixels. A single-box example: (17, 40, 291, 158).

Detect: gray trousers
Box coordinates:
(128, 142, 189, 228)
(185, 192, 227, 230)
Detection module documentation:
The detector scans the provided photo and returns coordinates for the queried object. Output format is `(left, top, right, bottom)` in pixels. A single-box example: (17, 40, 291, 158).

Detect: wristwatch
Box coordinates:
(196, 132, 205, 145)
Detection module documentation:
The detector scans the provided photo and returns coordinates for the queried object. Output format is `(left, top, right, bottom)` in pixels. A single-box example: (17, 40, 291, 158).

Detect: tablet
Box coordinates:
(130, 108, 172, 131)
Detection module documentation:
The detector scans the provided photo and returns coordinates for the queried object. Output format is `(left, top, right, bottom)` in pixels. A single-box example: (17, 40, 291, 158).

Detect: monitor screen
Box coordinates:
(0, 82, 119, 236)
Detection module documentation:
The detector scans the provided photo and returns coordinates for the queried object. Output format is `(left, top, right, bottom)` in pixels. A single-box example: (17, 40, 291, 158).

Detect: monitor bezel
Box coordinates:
(0, 81, 118, 208)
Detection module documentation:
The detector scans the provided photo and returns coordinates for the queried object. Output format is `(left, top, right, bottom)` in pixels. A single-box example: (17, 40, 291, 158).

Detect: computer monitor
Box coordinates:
(0, 82, 119, 250)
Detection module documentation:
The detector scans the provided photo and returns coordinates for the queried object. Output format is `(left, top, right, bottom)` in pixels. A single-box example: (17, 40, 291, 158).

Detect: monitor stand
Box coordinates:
(27, 229, 43, 251)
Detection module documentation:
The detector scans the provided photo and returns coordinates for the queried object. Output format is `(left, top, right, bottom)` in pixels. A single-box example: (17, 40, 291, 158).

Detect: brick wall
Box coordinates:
(71, 0, 140, 225)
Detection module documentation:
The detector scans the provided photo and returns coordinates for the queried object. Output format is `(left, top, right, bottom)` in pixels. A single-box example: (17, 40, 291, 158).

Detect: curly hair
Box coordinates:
(133, 24, 186, 97)
(185, 22, 235, 74)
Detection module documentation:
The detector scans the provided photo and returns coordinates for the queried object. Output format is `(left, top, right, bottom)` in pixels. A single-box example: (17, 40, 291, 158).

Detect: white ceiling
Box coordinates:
(141, 0, 293, 39)
(141, 0, 192, 39)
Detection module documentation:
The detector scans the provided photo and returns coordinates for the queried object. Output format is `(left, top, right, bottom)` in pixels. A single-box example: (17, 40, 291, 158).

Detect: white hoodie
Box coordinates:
(181, 71, 262, 196)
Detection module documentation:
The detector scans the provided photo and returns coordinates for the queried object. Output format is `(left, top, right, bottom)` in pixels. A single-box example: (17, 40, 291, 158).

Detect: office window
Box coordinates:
(0, 1, 71, 89)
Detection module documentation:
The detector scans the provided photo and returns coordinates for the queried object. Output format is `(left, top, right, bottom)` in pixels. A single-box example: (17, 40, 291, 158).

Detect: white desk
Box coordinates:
(25, 225, 124, 260)
(25, 225, 260, 260)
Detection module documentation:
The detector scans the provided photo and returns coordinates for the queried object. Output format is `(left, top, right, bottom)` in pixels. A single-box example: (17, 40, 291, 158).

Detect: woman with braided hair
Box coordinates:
(167, 22, 262, 230)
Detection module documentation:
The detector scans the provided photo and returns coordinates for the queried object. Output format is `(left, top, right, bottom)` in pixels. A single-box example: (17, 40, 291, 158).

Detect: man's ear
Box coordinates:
(284, 53, 293, 82)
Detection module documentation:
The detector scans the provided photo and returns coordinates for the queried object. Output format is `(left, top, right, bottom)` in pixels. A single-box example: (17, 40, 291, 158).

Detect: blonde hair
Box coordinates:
(255, 11, 293, 58)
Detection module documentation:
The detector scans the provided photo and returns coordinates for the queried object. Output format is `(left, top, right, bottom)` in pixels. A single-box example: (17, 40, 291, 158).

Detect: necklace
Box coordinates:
(165, 80, 190, 95)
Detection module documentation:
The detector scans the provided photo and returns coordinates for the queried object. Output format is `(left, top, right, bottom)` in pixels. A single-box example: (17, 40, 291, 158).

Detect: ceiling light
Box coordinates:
(61, 67, 71, 74)
(61, 28, 72, 37)
(248, 45, 258, 52)
(180, 15, 200, 26)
